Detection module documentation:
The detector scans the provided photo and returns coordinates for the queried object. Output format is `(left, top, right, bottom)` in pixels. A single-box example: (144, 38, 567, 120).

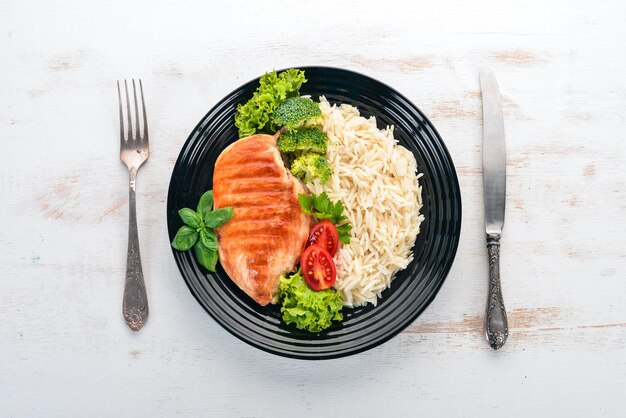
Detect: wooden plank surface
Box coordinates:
(2, 0, 626, 416)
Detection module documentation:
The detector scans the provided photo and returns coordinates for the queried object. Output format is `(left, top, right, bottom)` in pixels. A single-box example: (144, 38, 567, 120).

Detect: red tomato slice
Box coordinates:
(307, 220, 339, 256)
(301, 244, 337, 291)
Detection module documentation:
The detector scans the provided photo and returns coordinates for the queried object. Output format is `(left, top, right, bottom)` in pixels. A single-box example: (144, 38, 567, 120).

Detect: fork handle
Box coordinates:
(485, 234, 508, 350)
(123, 171, 149, 330)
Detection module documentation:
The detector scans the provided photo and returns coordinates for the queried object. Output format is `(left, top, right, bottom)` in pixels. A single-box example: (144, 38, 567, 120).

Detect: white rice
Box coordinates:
(306, 97, 425, 307)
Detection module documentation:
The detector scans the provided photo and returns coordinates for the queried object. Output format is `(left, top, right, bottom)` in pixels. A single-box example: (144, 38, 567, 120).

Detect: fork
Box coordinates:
(117, 79, 149, 331)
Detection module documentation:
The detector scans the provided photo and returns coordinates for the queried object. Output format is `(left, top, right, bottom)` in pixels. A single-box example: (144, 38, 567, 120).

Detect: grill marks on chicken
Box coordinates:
(212, 134, 311, 306)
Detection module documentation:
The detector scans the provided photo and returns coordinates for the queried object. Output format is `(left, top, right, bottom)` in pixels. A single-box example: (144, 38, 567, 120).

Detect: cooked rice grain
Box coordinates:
(306, 97, 425, 307)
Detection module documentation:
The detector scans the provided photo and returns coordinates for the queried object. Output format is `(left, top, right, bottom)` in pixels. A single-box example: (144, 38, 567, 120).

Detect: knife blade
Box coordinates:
(480, 68, 509, 350)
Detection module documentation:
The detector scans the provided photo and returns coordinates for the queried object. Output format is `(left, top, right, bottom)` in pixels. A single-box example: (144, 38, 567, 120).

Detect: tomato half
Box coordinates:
(301, 244, 337, 291)
(307, 220, 339, 256)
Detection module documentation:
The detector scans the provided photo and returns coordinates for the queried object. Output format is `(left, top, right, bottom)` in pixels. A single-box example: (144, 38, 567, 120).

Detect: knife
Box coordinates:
(480, 68, 509, 350)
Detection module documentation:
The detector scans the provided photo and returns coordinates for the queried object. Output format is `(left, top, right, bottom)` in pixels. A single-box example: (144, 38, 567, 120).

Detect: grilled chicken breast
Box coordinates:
(213, 134, 312, 305)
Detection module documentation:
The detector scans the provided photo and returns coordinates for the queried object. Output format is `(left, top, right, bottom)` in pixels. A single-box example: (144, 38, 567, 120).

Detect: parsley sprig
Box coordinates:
(298, 192, 352, 244)
(171, 190, 233, 272)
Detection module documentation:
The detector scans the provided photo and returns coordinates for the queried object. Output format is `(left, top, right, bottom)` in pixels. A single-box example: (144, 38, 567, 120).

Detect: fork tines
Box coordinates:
(117, 79, 148, 144)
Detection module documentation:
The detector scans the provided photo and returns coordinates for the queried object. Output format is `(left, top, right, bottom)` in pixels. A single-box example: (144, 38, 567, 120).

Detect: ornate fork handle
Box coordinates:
(123, 170, 149, 331)
(485, 234, 508, 350)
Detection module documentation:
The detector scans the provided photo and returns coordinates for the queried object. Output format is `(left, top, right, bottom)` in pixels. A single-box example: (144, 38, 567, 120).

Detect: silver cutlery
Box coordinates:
(480, 68, 508, 350)
(117, 79, 149, 331)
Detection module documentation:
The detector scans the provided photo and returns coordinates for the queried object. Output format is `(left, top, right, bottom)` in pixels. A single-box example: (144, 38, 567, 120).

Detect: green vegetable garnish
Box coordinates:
(271, 97, 322, 131)
(171, 226, 198, 251)
(178, 208, 202, 229)
(279, 270, 343, 333)
(290, 153, 332, 184)
(204, 207, 234, 228)
(298, 192, 352, 244)
(199, 228, 218, 250)
(277, 128, 327, 154)
(234, 69, 307, 137)
(171, 190, 233, 272)
(196, 190, 214, 217)
(194, 240, 218, 272)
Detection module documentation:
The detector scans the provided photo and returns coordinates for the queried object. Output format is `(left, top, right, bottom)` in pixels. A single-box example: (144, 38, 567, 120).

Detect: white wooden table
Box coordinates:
(3, 1, 626, 416)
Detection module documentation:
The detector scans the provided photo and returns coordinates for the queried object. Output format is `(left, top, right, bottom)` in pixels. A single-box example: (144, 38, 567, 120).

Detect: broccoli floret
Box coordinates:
(277, 128, 328, 154)
(290, 153, 332, 184)
(271, 97, 322, 131)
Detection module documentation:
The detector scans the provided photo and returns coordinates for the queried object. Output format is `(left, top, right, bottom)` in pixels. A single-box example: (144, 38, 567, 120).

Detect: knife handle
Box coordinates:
(485, 235, 508, 350)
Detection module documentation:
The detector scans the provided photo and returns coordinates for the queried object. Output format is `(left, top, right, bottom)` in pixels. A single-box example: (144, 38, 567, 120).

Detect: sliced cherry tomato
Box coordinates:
(307, 220, 339, 256)
(301, 244, 337, 291)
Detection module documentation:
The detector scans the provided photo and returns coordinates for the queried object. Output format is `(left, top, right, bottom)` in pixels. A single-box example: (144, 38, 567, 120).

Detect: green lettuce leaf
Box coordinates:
(278, 270, 343, 333)
(234, 69, 307, 137)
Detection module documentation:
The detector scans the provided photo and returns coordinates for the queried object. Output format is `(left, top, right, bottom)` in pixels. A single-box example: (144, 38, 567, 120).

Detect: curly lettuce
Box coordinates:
(279, 270, 343, 333)
(234, 69, 307, 137)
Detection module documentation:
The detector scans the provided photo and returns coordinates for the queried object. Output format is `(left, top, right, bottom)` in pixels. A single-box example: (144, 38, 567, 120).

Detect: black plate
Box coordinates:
(167, 67, 461, 359)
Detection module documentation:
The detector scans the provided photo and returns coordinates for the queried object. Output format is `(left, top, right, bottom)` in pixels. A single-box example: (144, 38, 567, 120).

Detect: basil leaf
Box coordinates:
(196, 190, 214, 218)
(171, 225, 198, 251)
(298, 193, 313, 214)
(200, 228, 218, 251)
(194, 241, 218, 272)
(178, 208, 202, 228)
(204, 207, 234, 228)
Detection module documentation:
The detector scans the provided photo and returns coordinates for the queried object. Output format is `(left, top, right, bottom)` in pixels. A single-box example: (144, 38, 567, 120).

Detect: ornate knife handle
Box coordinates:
(485, 234, 508, 350)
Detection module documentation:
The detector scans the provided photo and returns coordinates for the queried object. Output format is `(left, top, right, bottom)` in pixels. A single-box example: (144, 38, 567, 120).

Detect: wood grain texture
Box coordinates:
(2, 0, 626, 416)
